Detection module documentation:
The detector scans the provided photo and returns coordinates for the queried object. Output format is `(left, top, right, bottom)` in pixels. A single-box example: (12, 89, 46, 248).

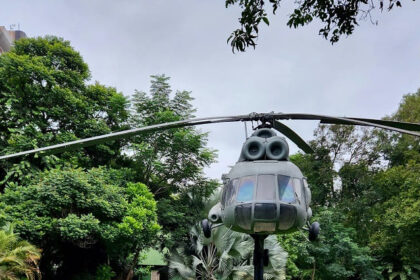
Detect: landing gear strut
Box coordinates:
(251, 235, 268, 280)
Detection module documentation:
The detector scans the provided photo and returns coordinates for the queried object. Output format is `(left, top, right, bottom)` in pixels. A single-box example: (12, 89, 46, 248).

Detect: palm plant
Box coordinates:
(0, 223, 42, 280)
(169, 224, 287, 280)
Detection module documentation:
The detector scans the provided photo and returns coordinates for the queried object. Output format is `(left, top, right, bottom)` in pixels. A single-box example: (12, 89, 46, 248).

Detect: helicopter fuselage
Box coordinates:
(209, 159, 312, 235)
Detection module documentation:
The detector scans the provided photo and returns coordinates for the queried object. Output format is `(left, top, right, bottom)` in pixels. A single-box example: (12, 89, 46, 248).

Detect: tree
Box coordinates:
(0, 223, 41, 280)
(368, 163, 420, 279)
(129, 75, 219, 249)
(278, 209, 381, 280)
(0, 167, 160, 279)
(378, 90, 420, 166)
(225, 0, 409, 52)
(286, 90, 420, 279)
(169, 224, 287, 280)
(0, 36, 129, 190)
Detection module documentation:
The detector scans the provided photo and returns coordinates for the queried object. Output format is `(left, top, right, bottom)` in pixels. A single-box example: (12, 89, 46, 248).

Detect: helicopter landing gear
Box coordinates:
(201, 219, 212, 238)
(263, 249, 269, 266)
(309, 222, 320, 241)
(252, 235, 268, 280)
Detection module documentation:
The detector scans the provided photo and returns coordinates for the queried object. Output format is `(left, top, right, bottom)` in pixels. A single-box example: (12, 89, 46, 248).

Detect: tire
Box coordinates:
(201, 219, 212, 238)
(309, 222, 320, 241)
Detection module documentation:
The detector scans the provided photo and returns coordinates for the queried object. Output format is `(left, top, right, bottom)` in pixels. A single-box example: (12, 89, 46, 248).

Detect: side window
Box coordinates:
(278, 175, 296, 203)
(303, 178, 311, 206)
(221, 181, 230, 208)
(236, 176, 256, 202)
(256, 175, 276, 201)
(293, 178, 305, 206)
(227, 179, 239, 206)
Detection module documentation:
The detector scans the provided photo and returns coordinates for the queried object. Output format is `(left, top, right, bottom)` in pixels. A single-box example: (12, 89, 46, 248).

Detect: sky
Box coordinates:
(2, 0, 420, 180)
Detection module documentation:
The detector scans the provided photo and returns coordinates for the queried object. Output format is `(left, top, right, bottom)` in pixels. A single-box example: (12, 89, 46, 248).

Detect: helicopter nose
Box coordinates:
(278, 204, 297, 230)
(254, 203, 277, 220)
(253, 203, 278, 233)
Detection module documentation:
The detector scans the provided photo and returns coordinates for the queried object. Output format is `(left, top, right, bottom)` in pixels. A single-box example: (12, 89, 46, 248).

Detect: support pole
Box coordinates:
(252, 234, 267, 280)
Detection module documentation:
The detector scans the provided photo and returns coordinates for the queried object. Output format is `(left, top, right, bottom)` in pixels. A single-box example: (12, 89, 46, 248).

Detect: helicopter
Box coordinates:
(202, 126, 319, 240)
(1, 112, 419, 280)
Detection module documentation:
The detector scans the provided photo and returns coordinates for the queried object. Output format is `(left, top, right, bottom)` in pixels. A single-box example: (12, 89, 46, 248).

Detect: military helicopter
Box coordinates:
(202, 126, 317, 239)
(1, 112, 419, 280)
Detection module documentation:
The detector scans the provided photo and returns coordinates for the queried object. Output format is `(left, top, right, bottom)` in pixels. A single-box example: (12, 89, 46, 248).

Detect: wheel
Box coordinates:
(309, 222, 320, 241)
(201, 219, 212, 238)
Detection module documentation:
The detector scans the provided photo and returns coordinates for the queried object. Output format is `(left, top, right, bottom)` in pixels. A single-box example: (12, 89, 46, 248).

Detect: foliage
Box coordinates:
(129, 75, 219, 248)
(0, 167, 160, 279)
(369, 163, 420, 278)
(285, 89, 420, 279)
(290, 147, 335, 207)
(226, 0, 406, 52)
(0, 36, 129, 190)
(169, 224, 287, 280)
(0, 223, 42, 280)
(379, 90, 420, 166)
(278, 209, 381, 280)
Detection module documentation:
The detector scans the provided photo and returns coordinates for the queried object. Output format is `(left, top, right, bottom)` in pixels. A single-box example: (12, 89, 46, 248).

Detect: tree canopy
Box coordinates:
(225, 0, 412, 52)
(0, 37, 219, 280)
(0, 36, 129, 190)
(284, 89, 420, 279)
(0, 167, 160, 279)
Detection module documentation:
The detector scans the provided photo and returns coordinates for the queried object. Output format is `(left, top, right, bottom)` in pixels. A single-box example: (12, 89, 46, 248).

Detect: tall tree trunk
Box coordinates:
(125, 246, 141, 280)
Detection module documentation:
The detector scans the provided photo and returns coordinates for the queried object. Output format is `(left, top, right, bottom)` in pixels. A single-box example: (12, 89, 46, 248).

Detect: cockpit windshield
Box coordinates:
(236, 176, 255, 202)
(277, 175, 296, 203)
(223, 174, 299, 205)
(256, 175, 276, 201)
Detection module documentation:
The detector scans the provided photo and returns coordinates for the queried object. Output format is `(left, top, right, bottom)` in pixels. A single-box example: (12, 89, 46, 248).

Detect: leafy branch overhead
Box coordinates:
(226, 0, 408, 52)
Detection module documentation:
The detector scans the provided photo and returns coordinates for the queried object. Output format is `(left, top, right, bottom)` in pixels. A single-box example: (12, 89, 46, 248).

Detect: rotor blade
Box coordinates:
(0, 115, 248, 161)
(271, 113, 420, 137)
(2, 112, 419, 161)
(319, 117, 420, 132)
(272, 121, 314, 154)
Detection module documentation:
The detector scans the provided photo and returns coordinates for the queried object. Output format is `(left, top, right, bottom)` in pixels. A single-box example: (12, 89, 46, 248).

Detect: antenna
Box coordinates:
(244, 121, 248, 140)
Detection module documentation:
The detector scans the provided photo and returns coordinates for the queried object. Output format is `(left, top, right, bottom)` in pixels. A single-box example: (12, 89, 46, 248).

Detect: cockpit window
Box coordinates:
(236, 176, 255, 202)
(227, 179, 238, 206)
(222, 179, 239, 207)
(277, 175, 296, 203)
(256, 175, 276, 201)
(294, 178, 305, 205)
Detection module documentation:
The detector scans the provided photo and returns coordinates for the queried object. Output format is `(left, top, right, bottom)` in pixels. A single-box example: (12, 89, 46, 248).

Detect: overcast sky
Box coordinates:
(2, 0, 420, 180)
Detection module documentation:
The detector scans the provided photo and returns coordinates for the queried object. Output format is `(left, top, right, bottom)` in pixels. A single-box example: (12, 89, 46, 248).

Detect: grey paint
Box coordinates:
(208, 128, 310, 235)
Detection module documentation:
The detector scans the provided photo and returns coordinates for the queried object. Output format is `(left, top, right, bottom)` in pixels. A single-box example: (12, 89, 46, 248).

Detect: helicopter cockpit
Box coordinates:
(222, 174, 307, 208)
(219, 162, 311, 234)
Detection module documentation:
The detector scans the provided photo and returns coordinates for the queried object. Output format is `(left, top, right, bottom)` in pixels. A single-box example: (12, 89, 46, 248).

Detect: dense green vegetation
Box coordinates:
(0, 36, 419, 279)
(0, 37, 217, 280)
(169, 225, 287, 279)
(280, 90, 420, 279)
(0, 223, 41, 280)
